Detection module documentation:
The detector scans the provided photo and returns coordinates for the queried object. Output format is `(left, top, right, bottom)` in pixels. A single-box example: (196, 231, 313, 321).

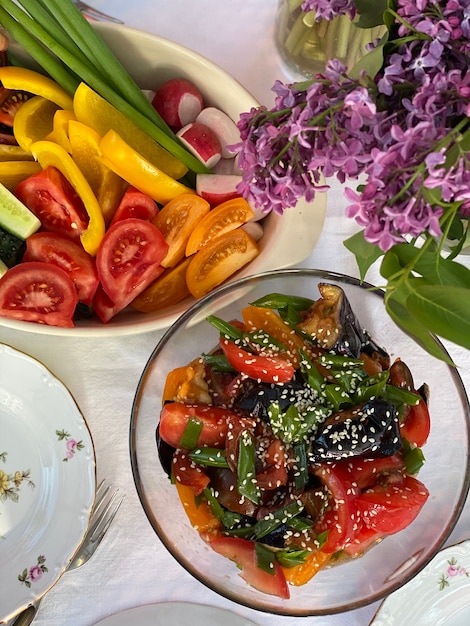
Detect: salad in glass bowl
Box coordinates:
(130, 269, 470, 615)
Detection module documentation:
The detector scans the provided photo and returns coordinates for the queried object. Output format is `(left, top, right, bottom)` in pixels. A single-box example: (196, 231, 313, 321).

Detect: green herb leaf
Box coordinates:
(179, 416, 203, 449)
(189, 447, 230, 468)
(343, 231, 384, 280)
(206, 315, 244, 341)
(237, 430, 261, 505)
(276, 548, 310, 568)
(255, 542, 277, 575)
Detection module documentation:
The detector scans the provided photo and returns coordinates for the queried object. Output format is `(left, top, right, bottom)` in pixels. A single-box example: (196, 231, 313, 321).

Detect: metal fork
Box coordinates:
(8, 480, 124, 626)
(73, 1, 124, 24)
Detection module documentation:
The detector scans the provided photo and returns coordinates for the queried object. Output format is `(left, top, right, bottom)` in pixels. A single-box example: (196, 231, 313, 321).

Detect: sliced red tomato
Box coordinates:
(15, 166, 89, 240)
(313, 463, 360, 553)
(0, 87, 31, 127)
(94, 217, 168, 322)
(159, 402, 241, 449)
(209, 536, 290, 599)
(0, 261, 77, 327)
(400, 397, 430, 448)
(172, 448, 210, 495)
(219, 338, 295, 384)
(109, 185, 159, 226)
(356, 475, 429, 535)
(23, 232, 99, 305)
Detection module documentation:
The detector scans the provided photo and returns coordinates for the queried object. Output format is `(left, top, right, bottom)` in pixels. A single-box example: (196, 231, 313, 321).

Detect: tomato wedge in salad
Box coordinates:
(219, 337, 295, 384)
(209, 536, 290, 599)
(0, 261, 77, 327)
(109, 185, 159, 226)
(15, 166, 89, 241)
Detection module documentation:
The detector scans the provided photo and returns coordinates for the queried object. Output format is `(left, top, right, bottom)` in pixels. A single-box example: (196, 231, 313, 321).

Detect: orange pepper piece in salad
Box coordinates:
(281, 550, 331, 586)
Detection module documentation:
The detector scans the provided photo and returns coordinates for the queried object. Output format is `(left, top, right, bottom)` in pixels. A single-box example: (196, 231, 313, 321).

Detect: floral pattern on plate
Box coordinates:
(0, 343, 95, 623)
(371, 539, 470, 626)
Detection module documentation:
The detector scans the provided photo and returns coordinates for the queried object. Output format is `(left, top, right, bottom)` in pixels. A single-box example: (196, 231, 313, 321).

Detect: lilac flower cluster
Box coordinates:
(301, 0, 356, 21)
(235, 0, 470, 251)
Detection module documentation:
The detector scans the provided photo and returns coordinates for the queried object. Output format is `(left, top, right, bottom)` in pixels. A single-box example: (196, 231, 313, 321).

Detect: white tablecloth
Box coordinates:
(1, 1, 469, 624)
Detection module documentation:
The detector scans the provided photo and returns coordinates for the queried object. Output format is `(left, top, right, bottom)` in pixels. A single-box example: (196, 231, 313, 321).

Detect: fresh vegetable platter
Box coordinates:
(0, 5, 326, 335)
(130, 269, 470, 615)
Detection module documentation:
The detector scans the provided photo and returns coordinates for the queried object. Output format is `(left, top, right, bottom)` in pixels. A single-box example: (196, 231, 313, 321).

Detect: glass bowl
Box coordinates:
(130, 268, 470, 616)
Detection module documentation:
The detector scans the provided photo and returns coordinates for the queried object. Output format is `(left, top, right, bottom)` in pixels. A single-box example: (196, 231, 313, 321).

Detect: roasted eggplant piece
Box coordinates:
(308, 398, 401, 462)
(232, 372, 315, 421)
(297, 283, 390, 367)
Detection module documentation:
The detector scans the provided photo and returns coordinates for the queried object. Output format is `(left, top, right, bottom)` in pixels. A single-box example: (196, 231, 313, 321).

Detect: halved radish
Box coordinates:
(195, 107, 240, 158)
(152, 79, 204, 129)
(177, 122, 222, 168)
(196, 173, 241, 205)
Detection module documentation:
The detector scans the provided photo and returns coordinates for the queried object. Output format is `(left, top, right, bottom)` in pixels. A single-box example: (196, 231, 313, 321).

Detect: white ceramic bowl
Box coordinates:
(130, 269, 470, 616)
(2, 23, 326, 336)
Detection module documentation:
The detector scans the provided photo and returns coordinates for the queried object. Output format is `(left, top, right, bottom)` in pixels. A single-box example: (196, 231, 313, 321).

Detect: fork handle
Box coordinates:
(9, 605, 38, 626)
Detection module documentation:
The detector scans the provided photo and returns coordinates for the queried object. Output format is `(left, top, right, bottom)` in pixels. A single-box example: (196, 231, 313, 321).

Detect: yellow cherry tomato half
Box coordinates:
(131, 256, 192, 312)
(30, 140, 105, 256)
(186, 228, 259, 299)
(153, 193, 210, 268)
(0, 66, 73, 110)
(99, 129, 195, 205)
(185, 197, 255, 256)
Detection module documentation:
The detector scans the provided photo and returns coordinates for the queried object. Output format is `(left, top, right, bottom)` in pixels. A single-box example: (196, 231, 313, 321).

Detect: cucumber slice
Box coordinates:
(0, 181, 41, 239)
(0, 225, 26, 267)
(0, 258, 8, 278)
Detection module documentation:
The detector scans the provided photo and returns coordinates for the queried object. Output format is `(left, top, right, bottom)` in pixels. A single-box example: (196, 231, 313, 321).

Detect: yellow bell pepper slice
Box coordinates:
(13, 95, 60, 152)
(68, 119, 126, 224)
(0, 145, 35, 162)
(99, 129, 195, 205)
(30, 140, 105, 256)
(45, 109, 77, 153)
(0, 66, 73, 110)
(0, 161, 42, 191)
(73, 82, 188, 180)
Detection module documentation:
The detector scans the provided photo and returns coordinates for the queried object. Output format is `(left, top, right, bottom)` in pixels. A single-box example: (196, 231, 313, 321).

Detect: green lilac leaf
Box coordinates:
(343, 231, 384, 280)
(355, 0, 389, 27)
(406, 285, 470, 349)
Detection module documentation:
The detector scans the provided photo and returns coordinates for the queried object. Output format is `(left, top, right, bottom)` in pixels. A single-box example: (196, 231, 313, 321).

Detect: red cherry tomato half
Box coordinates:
(400, 398, 431, 448)
(0, 261, 77, 327)
(0, 87, 30, 126)
(23, 232, 99, 305)
(219, 338, 295, 384)
(15, 166, 89, 240)
(356, 475, 429, 535)
(94, 217, 168, 322)
(209, 536, 290, 599)
(109, 185, 159, 227)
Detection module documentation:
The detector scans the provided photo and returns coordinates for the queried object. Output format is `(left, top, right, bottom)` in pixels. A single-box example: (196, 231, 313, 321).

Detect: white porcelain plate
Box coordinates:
(93, 602, 259, 626)
(370, 539, 470, 626)
(0, 344, 96, 622)
(1, 23, 326, 337)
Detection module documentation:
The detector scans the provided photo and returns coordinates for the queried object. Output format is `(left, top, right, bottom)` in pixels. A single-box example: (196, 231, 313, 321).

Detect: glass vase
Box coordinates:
(275, 0, 385, 79)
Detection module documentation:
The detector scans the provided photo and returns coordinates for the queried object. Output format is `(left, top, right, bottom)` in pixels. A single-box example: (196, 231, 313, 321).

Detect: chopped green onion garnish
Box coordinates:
(206, 315, 244, 341)
(202, 353, 236, 372)
(250, 293, 314, 312)
(253, 500, 304, 539)
(179, 415, 203, 449)
(293, 442, 309, 491)
(276, 549, 310, 568)
(255, 542, 277, 575)
(237, 430, 261, 505)
(402, 441, 426, 475)
(189, 447, 229, 468)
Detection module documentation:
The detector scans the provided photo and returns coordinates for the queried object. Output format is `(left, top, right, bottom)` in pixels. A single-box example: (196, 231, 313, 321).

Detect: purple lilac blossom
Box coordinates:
(301, 0, 356, 20)
(235, 0, 470, 250)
